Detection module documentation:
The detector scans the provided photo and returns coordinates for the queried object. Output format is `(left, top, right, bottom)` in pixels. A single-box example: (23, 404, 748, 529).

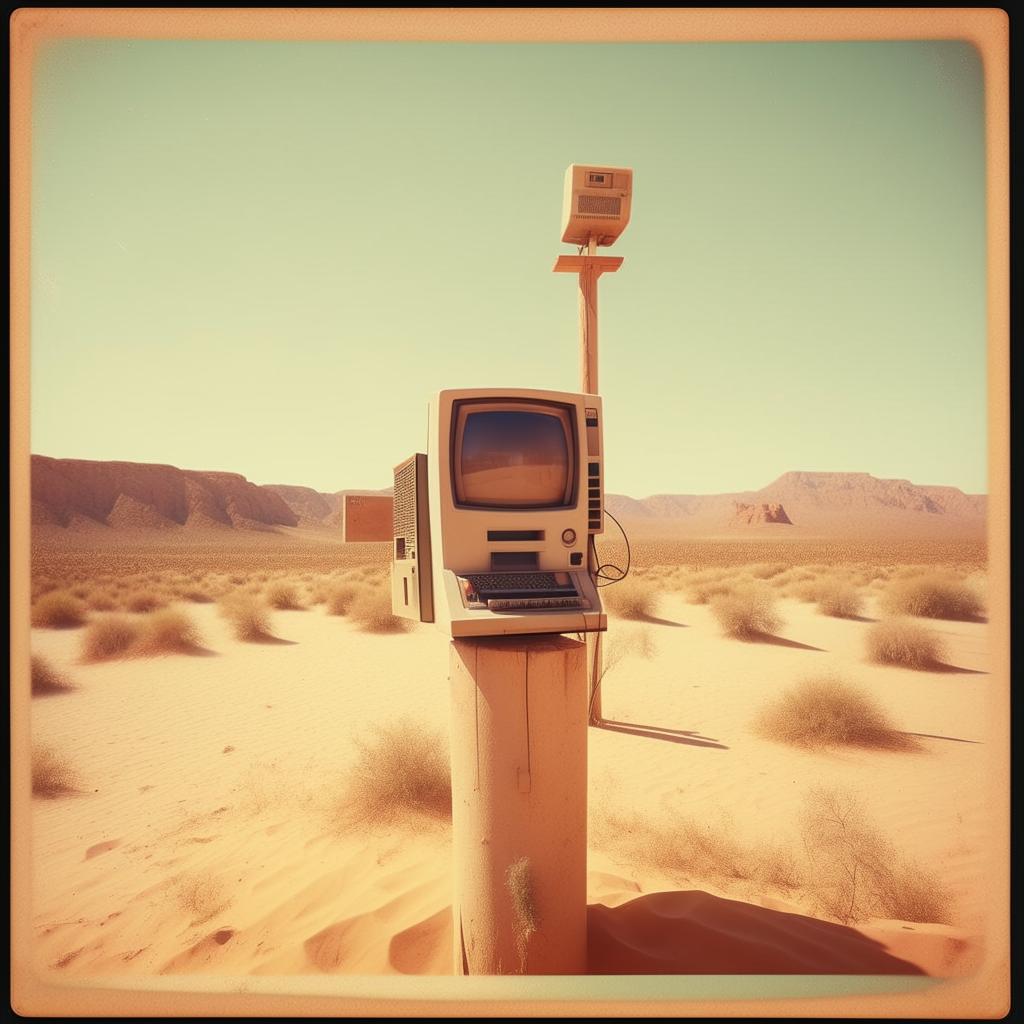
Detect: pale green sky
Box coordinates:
(30, 39, 987, 496)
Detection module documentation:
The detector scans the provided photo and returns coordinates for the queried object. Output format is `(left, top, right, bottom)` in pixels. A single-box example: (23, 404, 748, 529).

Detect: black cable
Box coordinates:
(587, 631, 603, 721)
(592, 508, 631, 587)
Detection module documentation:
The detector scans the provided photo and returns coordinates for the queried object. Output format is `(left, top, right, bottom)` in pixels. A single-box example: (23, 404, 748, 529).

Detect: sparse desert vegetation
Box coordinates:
(755, 676, 915, 750)
(799, 788, 952, 925)
(602, 625, 656, 680)
(31, 591, 88, 629)
(880, 572, 985, 621)
(601, 578, 657, 620)
(326, 581, 363, 616)
(218, 593, 278, 642)
(814, 579, 865, 618)
(347, 585, 413, 633)
(79, 610, 205, 661)
(866, 618, 947, 669)
(26, 533, 987, 976)
(125, 590, 167, 613)
(31, 655, 75, 696)
(596, 786, 951, 926)
(710, 583, 783, 639)
(338, 719, 451, 826)
(265, 580, 305, 610)
(81, 616, 142, 662)
(136, 609, 205, 655)
(594, 807, 759, 887)
(32, 744, 79, 798)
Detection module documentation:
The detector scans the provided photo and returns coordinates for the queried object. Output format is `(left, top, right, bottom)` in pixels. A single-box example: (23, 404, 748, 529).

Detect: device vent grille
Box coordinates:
(577, 194, 621, 217)
(393, 459, 417, 546)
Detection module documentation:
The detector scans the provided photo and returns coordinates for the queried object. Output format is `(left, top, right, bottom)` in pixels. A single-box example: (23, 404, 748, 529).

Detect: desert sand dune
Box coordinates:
(26, 540, 992, 984)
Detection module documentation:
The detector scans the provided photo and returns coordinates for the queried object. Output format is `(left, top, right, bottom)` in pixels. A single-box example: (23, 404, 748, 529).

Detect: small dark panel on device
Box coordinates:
(490, 551, 540, 572)
(487, 530, 545, 541)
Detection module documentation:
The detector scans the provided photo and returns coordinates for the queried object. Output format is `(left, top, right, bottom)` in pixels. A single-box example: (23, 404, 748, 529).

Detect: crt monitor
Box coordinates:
(403, 387, 607, 638)
(452, 400, 576, 510)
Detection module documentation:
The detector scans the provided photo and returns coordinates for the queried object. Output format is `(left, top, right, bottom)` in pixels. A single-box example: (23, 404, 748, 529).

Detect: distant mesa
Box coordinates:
(30, 456, 985, 540)
(604, 470, 986, 539)
(31, 456, 298, 534)
(731, 501, 792, 526)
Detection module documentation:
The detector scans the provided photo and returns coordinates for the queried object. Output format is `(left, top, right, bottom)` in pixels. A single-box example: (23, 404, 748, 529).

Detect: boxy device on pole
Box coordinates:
(388, 163, 631, 975)
(554, 163, 632, 723)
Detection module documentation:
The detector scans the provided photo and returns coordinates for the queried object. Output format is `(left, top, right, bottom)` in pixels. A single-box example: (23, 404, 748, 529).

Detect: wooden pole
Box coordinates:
(449, 635, 588, 975)
(553, 243, 623, 724)
(579, 236, 599, 394)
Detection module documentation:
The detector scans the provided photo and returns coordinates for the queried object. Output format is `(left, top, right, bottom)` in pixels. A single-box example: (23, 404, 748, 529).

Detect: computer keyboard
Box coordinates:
(488, 595, 586, 610)
(464, 572, 574, 593)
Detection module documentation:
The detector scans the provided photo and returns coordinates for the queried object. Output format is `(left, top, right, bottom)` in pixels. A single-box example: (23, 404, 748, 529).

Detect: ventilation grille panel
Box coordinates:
(393, 459, 417, 549)
(577, 194, 622, 217)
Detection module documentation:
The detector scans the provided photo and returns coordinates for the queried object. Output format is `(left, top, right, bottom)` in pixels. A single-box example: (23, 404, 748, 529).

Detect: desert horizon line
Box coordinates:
(28, 453, 988, 501)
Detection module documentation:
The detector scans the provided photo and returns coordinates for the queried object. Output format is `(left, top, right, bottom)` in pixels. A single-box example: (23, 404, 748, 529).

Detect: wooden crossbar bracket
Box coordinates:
(552, 255, 624, 275)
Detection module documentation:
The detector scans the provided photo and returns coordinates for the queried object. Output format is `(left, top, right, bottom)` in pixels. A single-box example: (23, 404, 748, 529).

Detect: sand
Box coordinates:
(27, 578, 992, 981)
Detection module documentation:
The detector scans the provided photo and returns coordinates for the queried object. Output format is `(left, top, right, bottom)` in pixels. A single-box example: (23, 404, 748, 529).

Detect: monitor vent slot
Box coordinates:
(577, 194, 621, 217)
(393, 459, 417, 557)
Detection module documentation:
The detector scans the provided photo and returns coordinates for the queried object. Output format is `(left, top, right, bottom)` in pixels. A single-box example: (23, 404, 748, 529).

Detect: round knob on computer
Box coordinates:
(561, 528, 576, 545)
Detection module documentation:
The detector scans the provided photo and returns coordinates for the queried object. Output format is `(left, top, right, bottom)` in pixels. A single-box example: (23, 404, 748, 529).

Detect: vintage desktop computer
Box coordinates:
(391, 388, 607, 638)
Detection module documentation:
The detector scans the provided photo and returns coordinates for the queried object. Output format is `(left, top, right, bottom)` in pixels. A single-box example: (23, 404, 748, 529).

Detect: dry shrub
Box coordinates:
(800, 788, 952, 924)
(182, 587, 214, 603)
(748, 562, 788, 580)
(684, 571, 734, 605)
(265, 580, 304, 610)
(327, 581, 364, 616)
(137, 609, 204, 655)
(32, 745, 79, 797)
(710, 584, 782, 638)
(602, 626, 655, 681)
(750, 843, 804, 892)
(81, 616, 142, 662)
(218, 593, 276, 642)
(348, 586, 413, 633)
(601, 579, 657, 620)
(597, 808, 752, 884)
(340, 719, 451, 826)
(755, 676, 914, 751)
(176, 873, 230, 925)
(86, 590, 118, 612)
(815, 580, 864, 618)
(505, 857, 538, 972)
(31, 591, 88, 629)
(880, 573, 984, 621)
(125, 590, 167, 614)
(785, 577, 825, 602)
(866, 618, 946, 669)
(32, 577, 59, 600)
(31, 655, 75, 696)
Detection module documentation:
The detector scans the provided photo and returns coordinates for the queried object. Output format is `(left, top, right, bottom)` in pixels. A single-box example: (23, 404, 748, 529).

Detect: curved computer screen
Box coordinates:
(452, 400, 577, 509)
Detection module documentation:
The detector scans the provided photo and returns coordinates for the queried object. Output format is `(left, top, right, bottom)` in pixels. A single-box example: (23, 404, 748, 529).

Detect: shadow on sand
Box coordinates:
(587, 890, 926, 975)
(628, 614, 688, 628)
(244, 635, 297, 646)
(926, 660, 987, 675)
(595, 719, 728, 750)
(741, 631, 825, 652)
(902, 731, 982, 745)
